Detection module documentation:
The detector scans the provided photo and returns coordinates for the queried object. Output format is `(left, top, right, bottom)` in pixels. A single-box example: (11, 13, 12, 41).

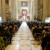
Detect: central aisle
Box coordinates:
(5, 22, 42, 50)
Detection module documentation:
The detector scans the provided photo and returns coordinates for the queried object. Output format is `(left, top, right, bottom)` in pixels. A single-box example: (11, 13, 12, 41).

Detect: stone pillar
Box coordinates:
(16, 0, 19, 20)
(35, 0, 38, 19)
(2, 0, 6, 21)
(49, 0, 50, 16)
(30, 0, 32, 21)
(0, 0, 1, 16)
(32, 0, 35, 21)
(11, 0, 16, 21)
(43, 0, 49, 21)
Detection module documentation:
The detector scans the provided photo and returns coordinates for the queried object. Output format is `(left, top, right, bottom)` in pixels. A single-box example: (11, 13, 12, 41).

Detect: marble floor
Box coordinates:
(5, 22, 42, 50)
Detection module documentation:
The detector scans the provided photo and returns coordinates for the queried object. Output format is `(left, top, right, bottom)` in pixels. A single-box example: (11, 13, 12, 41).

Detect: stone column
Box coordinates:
(35, 0, 38, 19)
(32, 0, 35, 21)
(31, 0, 34, 21)
(43, 0, 49, 22)
(2, 0, 6, 21)
(29, 0, 33, 21)
(33, 0, 37, 21)
(49, 0, 50, 16)
(11, 0, 16, 21)
(16, 0, 19, 20)
(0, 0, 1, 16)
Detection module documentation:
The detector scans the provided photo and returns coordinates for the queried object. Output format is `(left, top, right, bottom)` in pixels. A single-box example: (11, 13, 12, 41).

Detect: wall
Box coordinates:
(1, 0, 6, 21)
(43, 0, 49, 22)
(49, 0, 50, 16)
(0, 0, 1, 16)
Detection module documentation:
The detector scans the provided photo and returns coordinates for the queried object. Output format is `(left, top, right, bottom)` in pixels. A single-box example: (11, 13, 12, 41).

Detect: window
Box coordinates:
(21, 1, 28, 7)
(0, 17, 2, 22)
(45, 17, 50, 23)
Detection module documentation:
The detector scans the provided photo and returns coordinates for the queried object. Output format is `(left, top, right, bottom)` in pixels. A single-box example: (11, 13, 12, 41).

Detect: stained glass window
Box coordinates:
(21, 1, 28, 7)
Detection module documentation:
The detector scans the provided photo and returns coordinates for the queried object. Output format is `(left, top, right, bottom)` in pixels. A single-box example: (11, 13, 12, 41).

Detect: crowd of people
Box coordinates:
(27, 22, 50, 50)
(0, 21, 50, 50)
(0, 21, 22, 50)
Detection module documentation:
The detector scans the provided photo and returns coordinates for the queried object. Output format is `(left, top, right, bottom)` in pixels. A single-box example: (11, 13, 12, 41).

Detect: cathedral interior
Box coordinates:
(0, 0, 50, 50)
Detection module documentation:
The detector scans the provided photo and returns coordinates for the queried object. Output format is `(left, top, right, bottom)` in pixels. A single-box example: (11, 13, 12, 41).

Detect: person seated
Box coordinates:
(0, 25, 2, 36)
(41, 34, 50, 50)
(31, 26, 35, 32)
(33, 26, 38, 33)
(0, 36, 5, 49)
(9, 26, 12, 35)
(32, 26, 39, 39)
(6, 26, 12, 44)
(3, 26, 8, 37)
(12, 23, 16, 34)
(42, 30, 46, 37)
(38, 26, 43, 33)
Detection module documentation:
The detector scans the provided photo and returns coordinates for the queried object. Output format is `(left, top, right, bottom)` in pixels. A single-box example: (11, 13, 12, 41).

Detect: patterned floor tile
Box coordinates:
(5, 22, 42, 50)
